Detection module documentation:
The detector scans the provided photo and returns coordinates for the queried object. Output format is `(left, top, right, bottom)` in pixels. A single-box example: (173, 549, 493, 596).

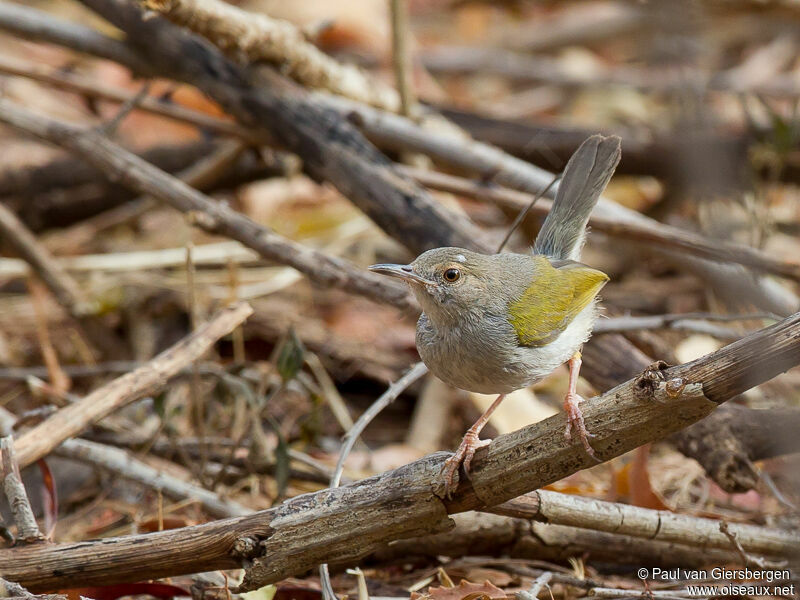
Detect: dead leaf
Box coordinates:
(416, 580, 509, 600)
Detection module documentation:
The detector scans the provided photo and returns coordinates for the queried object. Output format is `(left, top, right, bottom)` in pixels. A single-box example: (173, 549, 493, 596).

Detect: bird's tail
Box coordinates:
(533, 134, 621, 261)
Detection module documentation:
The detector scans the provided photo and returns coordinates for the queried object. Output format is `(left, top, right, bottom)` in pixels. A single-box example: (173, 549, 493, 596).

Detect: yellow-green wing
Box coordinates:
(508, 257, 609, 347)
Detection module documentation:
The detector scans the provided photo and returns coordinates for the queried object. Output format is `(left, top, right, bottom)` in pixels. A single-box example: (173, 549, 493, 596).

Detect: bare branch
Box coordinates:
(142, 0, 402, 112)
(490, 489, 796, 558)
(0, 2, 149, 74)
(53, 438, 251, 518)
(0, 204, 92, 316)
(0, 437, 44, 544)
(11, 302, 252, 469)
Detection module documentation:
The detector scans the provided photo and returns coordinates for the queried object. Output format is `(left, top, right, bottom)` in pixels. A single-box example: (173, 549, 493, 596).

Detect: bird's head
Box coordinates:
(369, 247, 505, 323)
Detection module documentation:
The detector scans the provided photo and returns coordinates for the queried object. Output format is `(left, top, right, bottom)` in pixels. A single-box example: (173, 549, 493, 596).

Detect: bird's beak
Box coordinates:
(368, 263, 432, 285)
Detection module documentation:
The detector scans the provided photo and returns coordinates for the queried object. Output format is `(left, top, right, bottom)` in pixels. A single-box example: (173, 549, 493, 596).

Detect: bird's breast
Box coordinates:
(415, 303, 597, 394)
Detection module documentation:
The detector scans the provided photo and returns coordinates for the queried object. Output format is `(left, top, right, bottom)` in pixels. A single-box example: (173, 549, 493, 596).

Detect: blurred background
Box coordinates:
(0, 0, 799, 597)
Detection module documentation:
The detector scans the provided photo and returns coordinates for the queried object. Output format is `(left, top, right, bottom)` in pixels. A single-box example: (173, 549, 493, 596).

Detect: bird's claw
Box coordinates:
(435, 430, 491, 498)
(564, 392, 600, 462)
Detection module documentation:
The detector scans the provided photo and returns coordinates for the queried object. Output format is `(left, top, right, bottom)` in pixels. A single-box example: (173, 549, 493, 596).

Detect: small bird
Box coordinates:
(369, 135, 621, 496)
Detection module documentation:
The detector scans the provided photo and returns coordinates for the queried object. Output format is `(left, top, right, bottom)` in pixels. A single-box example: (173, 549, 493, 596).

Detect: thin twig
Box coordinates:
(98, 81, 152, 136)
(516, 572, 553, 600)
(718, 521, 786, 569)
(0, 55, 257, 142)
(0, 203, 92, 316)
(319, 361, 429, 600)
(27, 277, 71, 396)
(0, 437, 44, 543)
(12, 302, 252, 469)
(400, 165, 800, 283)
(53, 438, 251, 518)
(390, 0, 415, 118)
(496, 174, 559, 253)
(0, 2, 150, 73)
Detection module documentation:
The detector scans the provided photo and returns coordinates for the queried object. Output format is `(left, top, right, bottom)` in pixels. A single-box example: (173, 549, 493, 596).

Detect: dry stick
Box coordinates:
(399, 157, 800, 284)
(488, 489, 794, 558)
(0, 203, 92, 316)
(0, 201, 126, 358)
(670, 403, 800, 494)
(516, 572, 552, 600)
(53, 438, 251, 518)
(421, 45, 800, 99)
(390, 0, 415, 118)
(0, 99, 416, 313)
(0, 55, 258, 142)
(0, 436, 44, 543)
(594, 316, 748, 341)
(319, 361, 429, 600)
(496, 174, 559, 253)
(375, 514, 740, 569)
(0, 2, 150, 74)
(26, 277, 72, 396)
(0, 139, 215, 199)
(45, 140, 249, 254)
(141, 0, 402, 112)
(0, 242, 257, 278)
(3, 311, 800, 591)
(10, 302, 252, 470)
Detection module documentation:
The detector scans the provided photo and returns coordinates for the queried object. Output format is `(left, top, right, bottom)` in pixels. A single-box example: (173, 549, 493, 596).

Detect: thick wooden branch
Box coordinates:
(2, 311, 798, 592)
(490, 489, 795, 558)
(670, 404, 800, 493)
(374, 512, 740, 569)
(11, 302, 252, 470)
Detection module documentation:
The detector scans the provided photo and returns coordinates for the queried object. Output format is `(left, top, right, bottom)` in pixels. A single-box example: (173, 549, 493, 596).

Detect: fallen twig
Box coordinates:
(0, 2, 149, 74)
(53, 438, 251, 518)
(490, 489, 796, 557)
(0, 437, 44, 544)
(319, 361, 429, 599)
(10, 302, 252, 469)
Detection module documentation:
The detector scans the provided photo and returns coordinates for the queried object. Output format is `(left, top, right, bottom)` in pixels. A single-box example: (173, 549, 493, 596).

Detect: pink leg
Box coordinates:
(564, 351, 599, 461)
(438, 393, 505, 498)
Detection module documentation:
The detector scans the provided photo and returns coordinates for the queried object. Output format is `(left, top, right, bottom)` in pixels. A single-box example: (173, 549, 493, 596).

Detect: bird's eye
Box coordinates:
(443, 268, 461, 282)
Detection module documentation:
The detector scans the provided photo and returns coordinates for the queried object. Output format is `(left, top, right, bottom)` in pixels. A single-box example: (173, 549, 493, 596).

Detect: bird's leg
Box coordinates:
(438, 393, 505, 497)
(563, 351, 599, 461)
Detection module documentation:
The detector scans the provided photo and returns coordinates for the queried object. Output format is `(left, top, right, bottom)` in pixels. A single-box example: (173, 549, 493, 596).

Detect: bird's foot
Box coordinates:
(563, 392, 599, 462)
(436, 429, 491, 498)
